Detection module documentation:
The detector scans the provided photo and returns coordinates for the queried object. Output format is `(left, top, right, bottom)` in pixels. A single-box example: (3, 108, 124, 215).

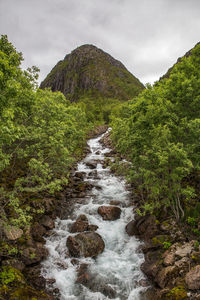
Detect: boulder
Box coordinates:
(4, 226, 23, 241)
(185, 265, 200, 290)
(66, 232, 105, 258)
(125, 220, 139, 236)
(76, 263, 90, 285)
(98, 206, 121, 220)
(70, 215, 89, 233)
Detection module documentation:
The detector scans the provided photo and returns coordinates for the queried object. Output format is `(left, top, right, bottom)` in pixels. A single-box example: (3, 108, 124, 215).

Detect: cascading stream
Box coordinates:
(41, 130, 147, 300)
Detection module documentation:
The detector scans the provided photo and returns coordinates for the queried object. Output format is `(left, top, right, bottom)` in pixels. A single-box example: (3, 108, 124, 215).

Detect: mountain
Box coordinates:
(40, 44, 144, 102)
(160, 41, 200, 80)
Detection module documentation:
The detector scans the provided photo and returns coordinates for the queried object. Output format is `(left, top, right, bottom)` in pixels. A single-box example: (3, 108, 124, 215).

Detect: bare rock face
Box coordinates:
(185, 265, 200, 290)
(98, 206, 121, 221)
(66, 232, 105, 258)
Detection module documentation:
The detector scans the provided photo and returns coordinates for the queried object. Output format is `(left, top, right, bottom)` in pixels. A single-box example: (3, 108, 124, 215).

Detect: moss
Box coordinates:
(0, 266, 25, 285)
(166, 286, 187, 299)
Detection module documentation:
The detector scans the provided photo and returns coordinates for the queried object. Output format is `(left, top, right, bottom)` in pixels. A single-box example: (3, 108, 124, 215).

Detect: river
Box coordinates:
(41, 130, 147, 299)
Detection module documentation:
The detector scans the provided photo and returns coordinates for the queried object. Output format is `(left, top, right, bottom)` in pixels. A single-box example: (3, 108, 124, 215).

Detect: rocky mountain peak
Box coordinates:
(40, 44, 144, 102)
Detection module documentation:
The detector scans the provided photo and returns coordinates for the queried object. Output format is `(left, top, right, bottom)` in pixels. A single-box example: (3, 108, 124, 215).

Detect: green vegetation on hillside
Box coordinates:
(111, 43, 200, 222)
(0, 35, 89, 229)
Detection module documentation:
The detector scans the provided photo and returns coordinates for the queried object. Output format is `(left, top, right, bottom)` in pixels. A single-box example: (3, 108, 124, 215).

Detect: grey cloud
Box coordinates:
(0, 0, 200, 85)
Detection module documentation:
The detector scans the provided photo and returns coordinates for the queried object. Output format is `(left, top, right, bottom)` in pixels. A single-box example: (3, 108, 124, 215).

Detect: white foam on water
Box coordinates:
(41, 130, 147, 299)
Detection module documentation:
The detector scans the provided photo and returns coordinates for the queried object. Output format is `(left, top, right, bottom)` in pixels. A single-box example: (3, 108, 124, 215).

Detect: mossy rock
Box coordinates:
(166, 286, 188, 300)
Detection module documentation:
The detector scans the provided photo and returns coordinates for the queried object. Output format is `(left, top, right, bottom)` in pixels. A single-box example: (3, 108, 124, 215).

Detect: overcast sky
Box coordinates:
(0, 0, 200, 84)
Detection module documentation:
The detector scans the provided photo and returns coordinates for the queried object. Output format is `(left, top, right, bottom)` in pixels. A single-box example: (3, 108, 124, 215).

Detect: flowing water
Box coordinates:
(41, 130, 147, 300)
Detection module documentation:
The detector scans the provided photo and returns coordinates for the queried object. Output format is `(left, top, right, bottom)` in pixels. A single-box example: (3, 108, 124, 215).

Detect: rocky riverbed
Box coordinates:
(41, 128, 147, 299)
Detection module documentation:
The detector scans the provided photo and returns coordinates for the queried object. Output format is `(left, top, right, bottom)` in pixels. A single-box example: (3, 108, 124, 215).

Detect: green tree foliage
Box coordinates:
(0, 35, 88, 227)
(111, 44, 200, 221)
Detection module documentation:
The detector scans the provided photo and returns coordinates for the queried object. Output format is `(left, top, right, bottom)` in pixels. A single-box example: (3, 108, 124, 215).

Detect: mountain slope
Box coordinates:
(40, 44, 144, 101)
(160, 41, 200, 80)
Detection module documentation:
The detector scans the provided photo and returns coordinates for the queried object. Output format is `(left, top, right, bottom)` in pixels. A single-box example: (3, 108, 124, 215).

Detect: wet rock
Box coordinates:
(71, 258, 79, 265)
(87, 224, 98, 231)
(93, 184, 102, 190)
(98, 206, 121, 220)
(88, 170, 98, 178)
(85, 161, 97, 169)
(56, 260, 68, 269)
(75, 171, 86, 179)
(70, 215, 89, 233)
(46, 278, 56, 285)
(76, 263, 90, 285)
(139, 279, 150, 287)
(4, 226, 23, 241)
(95, 151, 101, 155)
(185, 265, 200, 290)
(76, 264, 116, 298)
(2, 259, 25, 271)
(66, 232, 105, 258)
(126, 220, 139, 236)
(40, 215, 55, 230)
(110, 200, 121, 206)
